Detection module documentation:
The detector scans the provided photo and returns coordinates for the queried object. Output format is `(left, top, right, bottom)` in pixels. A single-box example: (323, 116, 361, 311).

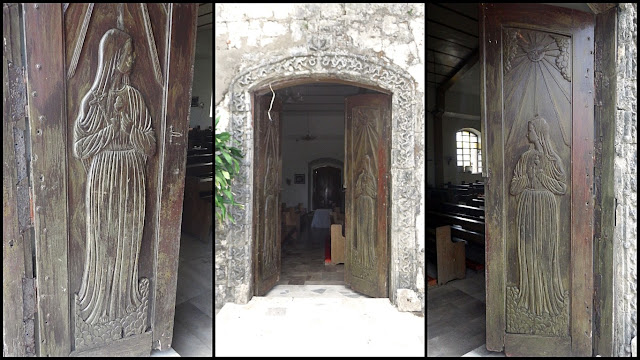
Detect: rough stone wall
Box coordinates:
(613, 2, 637, 357)
(215, 3, 425, 313)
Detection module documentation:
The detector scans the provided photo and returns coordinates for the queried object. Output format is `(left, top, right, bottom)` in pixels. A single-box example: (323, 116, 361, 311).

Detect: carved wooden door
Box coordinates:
(344, 94, 391, 298)
(22, 4, 197, 356)
(481, 4, 594, 356)
(252, 94, 282, 296)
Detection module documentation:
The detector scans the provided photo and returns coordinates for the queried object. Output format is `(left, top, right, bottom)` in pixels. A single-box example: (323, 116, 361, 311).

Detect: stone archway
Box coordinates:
(221, 51, 423, 311)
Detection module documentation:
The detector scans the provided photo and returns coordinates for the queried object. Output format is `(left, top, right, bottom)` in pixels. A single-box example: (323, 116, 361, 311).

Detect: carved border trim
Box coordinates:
(225, 52, 419, 305)
(67, 3, 94, 80)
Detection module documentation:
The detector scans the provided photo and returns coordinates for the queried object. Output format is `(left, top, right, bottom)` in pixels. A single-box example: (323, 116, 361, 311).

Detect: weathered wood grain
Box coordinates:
(152, 3, 198, 351)
(3, 3, 29, 357)
(481, 3, 594, 356)
(252, 94, 282, 296)
(24, 3, 71, 357)
(70, 331, 152, 357)
(344, 94, 390, 298)
(592, 7, 617, 357)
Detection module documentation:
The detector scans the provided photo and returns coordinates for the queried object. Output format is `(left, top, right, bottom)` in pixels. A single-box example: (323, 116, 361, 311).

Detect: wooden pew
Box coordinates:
(282, 209, 299, 243)
(441, 202, 485, 219)
(428, 210, 485, 233)
(330, 224, 345, 265)
(426, 225, 466, 285)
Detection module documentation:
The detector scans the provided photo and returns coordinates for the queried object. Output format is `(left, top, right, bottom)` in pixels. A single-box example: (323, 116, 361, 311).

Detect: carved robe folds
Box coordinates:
(73, 28, 155, 351)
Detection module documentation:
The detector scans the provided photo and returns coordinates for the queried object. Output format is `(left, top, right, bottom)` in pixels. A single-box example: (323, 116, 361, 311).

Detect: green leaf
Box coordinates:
(217, 132, 231, 142)
(222, 151, 232, 164)
(222, 170, 230, 180)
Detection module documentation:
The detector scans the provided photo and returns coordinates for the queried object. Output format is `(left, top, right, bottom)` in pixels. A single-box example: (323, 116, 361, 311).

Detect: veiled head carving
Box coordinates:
(94, 28, 133, 91)
(527, 116, 558, 161)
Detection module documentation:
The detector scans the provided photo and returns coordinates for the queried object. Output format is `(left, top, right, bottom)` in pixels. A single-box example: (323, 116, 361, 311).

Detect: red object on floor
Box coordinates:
(465, 259, 485, 271)
(325, 235, 331, 264)
(427, 276, 437, 287)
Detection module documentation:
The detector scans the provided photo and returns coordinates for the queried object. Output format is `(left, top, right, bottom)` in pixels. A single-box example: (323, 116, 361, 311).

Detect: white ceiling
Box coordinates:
(277, 84, 379, 141)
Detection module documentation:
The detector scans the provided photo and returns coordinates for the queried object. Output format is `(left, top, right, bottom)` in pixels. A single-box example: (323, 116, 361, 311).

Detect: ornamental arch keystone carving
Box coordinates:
(224, 52, 420, 305)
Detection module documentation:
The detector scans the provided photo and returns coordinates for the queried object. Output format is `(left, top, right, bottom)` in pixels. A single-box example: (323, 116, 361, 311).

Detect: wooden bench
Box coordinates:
(186, 162, 213, 177)
(428, 210, 485, 233)
(281, 209, 299, 243)
(442, 202, 485, 219)
(426, 225, 466, 285)
(330, 224, 345, 265)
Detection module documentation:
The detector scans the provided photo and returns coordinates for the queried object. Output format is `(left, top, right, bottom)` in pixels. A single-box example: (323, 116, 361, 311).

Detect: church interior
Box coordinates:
(270, 83, 382, 293)
(427, 3, 493, 357)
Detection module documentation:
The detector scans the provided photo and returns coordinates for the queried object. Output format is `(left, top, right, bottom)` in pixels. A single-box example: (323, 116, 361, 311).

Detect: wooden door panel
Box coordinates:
(344, 94, 390, 298)
(23, 3, 197, 356)
(253, 95, 282, 296)
(481, 3, 594, 356)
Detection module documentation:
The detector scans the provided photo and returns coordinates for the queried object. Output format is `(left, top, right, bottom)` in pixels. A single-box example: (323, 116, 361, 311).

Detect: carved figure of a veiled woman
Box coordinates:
(354, 155, 377, 269)
(73, 28, 155, 344)
(510, 116, 566, 316)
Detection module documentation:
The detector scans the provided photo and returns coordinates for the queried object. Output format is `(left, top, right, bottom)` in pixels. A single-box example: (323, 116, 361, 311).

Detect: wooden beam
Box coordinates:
(592, 6, 617, 357)
(587, 3, 616, 14)
(438, 49, 479, 93)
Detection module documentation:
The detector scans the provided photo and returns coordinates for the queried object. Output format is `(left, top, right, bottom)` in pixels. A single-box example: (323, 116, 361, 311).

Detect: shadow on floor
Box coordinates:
(172, 232, 212, 357)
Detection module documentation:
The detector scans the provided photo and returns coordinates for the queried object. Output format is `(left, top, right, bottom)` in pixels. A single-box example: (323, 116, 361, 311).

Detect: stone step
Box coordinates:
(215, 296, 424, 357)
(263, 284, 370, 299)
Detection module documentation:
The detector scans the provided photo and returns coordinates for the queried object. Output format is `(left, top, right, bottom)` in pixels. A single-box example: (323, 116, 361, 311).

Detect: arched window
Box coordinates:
(456, 129, 482, 174)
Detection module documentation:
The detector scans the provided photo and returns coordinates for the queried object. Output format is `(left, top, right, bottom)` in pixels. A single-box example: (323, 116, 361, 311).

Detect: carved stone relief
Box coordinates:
(506, 115, 569, 336)
(224, 51, 419, 307)
(72, 28, 156, 351)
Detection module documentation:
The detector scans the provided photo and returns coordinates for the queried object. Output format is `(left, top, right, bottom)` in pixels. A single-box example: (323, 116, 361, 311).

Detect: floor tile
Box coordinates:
(174, 302, 213, 348)
(189, 289, 213, 318)
(172, 319, 212, 357)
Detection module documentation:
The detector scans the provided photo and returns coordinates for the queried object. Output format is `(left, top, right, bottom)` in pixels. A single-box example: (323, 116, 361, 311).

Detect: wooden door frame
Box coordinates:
(251, 78, 392, 298)
(5, 3, 198, 356)
(478, 2, 619, 356)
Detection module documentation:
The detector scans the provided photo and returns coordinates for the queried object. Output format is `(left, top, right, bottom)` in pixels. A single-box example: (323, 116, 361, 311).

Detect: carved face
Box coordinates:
(118, 40, 136, 74)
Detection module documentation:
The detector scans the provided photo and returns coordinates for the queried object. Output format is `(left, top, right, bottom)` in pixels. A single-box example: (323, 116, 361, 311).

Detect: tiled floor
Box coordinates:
(278, 224, 349, 286)
(171, 232, 213, 357)
(427, 260, 504, 357)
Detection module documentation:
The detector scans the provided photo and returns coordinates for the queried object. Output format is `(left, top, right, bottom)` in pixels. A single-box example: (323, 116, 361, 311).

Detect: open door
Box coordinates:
(252, 94, 282, 296)
(481, 4, 594, 356)
(18, 3, 197, 357)
(344, 94, 391, 298)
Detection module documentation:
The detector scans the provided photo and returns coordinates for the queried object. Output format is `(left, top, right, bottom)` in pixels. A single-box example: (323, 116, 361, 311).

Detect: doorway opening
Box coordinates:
(253, 82, 389, 299)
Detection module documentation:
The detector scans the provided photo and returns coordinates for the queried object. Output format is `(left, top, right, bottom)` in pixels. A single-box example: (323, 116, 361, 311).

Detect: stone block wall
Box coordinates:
(215, 3, 425, 314)
(613, 3, 637, 356)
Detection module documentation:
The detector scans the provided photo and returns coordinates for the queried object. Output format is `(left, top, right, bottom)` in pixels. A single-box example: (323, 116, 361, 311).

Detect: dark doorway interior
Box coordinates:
(312, 166, 342, 210)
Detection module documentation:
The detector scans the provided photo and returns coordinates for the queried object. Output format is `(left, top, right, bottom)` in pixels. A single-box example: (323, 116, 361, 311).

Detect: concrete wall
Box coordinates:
(613, 3, 637, 356)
